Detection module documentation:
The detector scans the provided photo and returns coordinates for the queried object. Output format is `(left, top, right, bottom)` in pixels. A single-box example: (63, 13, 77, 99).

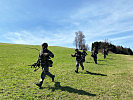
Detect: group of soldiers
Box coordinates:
(31, 42, 108, 88)
(71, 49, 87, 73)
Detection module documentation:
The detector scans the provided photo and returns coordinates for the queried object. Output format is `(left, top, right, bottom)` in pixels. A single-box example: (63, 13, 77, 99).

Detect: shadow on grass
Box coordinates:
(42, 82, 96, 96)
(85, 71, 107, 76)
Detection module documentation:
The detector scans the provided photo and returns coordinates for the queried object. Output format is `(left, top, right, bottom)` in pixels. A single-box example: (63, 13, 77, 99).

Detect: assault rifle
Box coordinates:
(28, 63, 40, 72)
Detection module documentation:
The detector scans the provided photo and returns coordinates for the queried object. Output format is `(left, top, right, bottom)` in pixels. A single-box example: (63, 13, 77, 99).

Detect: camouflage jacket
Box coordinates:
(82, 51, 88, 58)
(91, 50, 98, 57)
(71, 51, 82, 61)
(37, 48, 54, 65)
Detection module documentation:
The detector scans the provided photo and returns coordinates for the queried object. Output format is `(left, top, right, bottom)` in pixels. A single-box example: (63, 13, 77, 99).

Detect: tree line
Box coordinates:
(74, 31, 133, 55)
(92, 41, 133, 55)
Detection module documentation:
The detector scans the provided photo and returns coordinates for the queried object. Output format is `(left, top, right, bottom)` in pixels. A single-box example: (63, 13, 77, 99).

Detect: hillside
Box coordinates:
(0, 43, 133, 100)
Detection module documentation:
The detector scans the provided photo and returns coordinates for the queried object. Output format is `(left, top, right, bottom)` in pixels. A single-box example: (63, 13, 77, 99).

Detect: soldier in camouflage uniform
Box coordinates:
(103, 48, 107, 59)
(71, 49, 84, 73)
(91, 47, 98, 64)
(82, 49, 88, 62)
(36, 43, 55, 88)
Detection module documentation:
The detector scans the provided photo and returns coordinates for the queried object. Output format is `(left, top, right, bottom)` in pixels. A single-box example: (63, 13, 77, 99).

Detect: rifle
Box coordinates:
(28, 63, 40, 72)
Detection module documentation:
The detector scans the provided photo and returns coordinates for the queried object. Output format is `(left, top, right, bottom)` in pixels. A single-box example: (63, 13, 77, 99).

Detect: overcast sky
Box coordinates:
(0, 0, 133, 49)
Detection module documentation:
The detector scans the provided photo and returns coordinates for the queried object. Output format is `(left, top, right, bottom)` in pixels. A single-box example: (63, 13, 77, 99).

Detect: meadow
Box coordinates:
(0, 43, 133, 100)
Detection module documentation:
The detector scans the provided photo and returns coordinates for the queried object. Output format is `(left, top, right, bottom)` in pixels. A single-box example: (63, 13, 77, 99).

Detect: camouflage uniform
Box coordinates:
(103, 49, 107, 59)
(36, 43, 55, 88)
(81, 50, 88, 62)
(71, 49, 84, 73)
(91, 49, 98, 64)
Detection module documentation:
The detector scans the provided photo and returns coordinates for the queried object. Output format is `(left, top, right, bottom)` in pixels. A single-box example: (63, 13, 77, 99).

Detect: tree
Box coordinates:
(75, 32, 78, 49)
(74, 31, 86, 50)
(85, 44, 89, 51)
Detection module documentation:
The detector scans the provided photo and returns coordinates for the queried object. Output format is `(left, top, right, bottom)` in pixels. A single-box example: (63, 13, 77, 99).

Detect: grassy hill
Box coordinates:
(0, 43, 133, 100)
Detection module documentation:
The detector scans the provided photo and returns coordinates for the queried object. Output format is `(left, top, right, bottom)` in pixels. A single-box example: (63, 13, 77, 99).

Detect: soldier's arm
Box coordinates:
(71, 53, 76, 57)
(48, 50, 54, 58)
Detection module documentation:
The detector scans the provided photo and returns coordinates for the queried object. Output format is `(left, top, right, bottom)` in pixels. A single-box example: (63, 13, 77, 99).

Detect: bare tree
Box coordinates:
(74, 31, 86, 50)
(85, 44, 89, 51)
(74, 32, 78, 49)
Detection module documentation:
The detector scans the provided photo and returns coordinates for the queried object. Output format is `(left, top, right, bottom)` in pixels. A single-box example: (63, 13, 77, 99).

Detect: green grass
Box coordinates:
(0, 43, 133, 100)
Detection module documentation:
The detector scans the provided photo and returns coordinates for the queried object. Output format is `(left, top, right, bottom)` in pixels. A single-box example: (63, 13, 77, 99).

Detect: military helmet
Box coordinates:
(75, 49, 78, 51)
(42, 43, 48, 48)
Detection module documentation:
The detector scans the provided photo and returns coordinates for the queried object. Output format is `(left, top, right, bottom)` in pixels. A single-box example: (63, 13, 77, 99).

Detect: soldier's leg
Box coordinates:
(46, 72, 55, 82)
(80, 62, 84, 70)
(94, 57, 97, 64)
(41, 70, 46, 81)
(75, 61, 79, 73)
(83, 57, 85, 62)
(36, 68, 46, 88)
(104, 54, 106, 59)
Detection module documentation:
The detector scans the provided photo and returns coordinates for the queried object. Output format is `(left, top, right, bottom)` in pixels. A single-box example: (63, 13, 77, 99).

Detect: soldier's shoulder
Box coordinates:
(47, 49, 53, 53)
(47, 49, 50, 52)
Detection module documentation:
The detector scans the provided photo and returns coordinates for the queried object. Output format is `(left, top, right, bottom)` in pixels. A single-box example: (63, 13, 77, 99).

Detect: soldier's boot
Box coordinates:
(75, 70, 78, 73)
(94, 58, 97, 64)
(36, 81, 43, 88)
(75, 68, 79, 73)
(52, 75, 55, 82)
(104, 55, 106, 59)
(82, 67, 84, 70)
(95, 60, 97, 64)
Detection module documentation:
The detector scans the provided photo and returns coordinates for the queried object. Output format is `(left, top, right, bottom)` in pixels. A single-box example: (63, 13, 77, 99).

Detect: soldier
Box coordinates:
(103, 48, 107, 59)
(36, 43, 55, 88)
(91, 47, 98, 64)
(106, 49, 109, 56)
(82, 49, 88, 62)
(71, 49, 84, 73)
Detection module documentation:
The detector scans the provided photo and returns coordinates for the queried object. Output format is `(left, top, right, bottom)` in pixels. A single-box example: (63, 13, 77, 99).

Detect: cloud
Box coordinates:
(1, 0, 133, 50)
(110, 36, 133, 49)
(110, 35, 133, 41)
(5, 31, 42, 44)
(67, 0, 133, 37)
(4, 30, 75, 47)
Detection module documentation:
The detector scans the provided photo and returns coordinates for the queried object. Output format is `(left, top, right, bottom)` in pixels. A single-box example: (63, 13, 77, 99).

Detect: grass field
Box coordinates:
(0, 43, 133, 100)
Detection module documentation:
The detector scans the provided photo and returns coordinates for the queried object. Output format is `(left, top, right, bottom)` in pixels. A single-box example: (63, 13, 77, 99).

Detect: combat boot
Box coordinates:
(75, 70, 78, 73)
(52, 75, 55, 82)
(36, 81, 43, 88)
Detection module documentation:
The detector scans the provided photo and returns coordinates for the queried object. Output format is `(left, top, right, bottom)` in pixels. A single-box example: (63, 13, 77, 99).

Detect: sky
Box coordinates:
(0, 0, 133, 50)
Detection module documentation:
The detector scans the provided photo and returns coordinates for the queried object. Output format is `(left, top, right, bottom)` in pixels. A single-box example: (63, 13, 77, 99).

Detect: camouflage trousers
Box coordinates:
(104, 54, 106, 59)
(76, 60, 84, 72)
(39, 65, 54, 82)
(93, 56, 97, 64)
